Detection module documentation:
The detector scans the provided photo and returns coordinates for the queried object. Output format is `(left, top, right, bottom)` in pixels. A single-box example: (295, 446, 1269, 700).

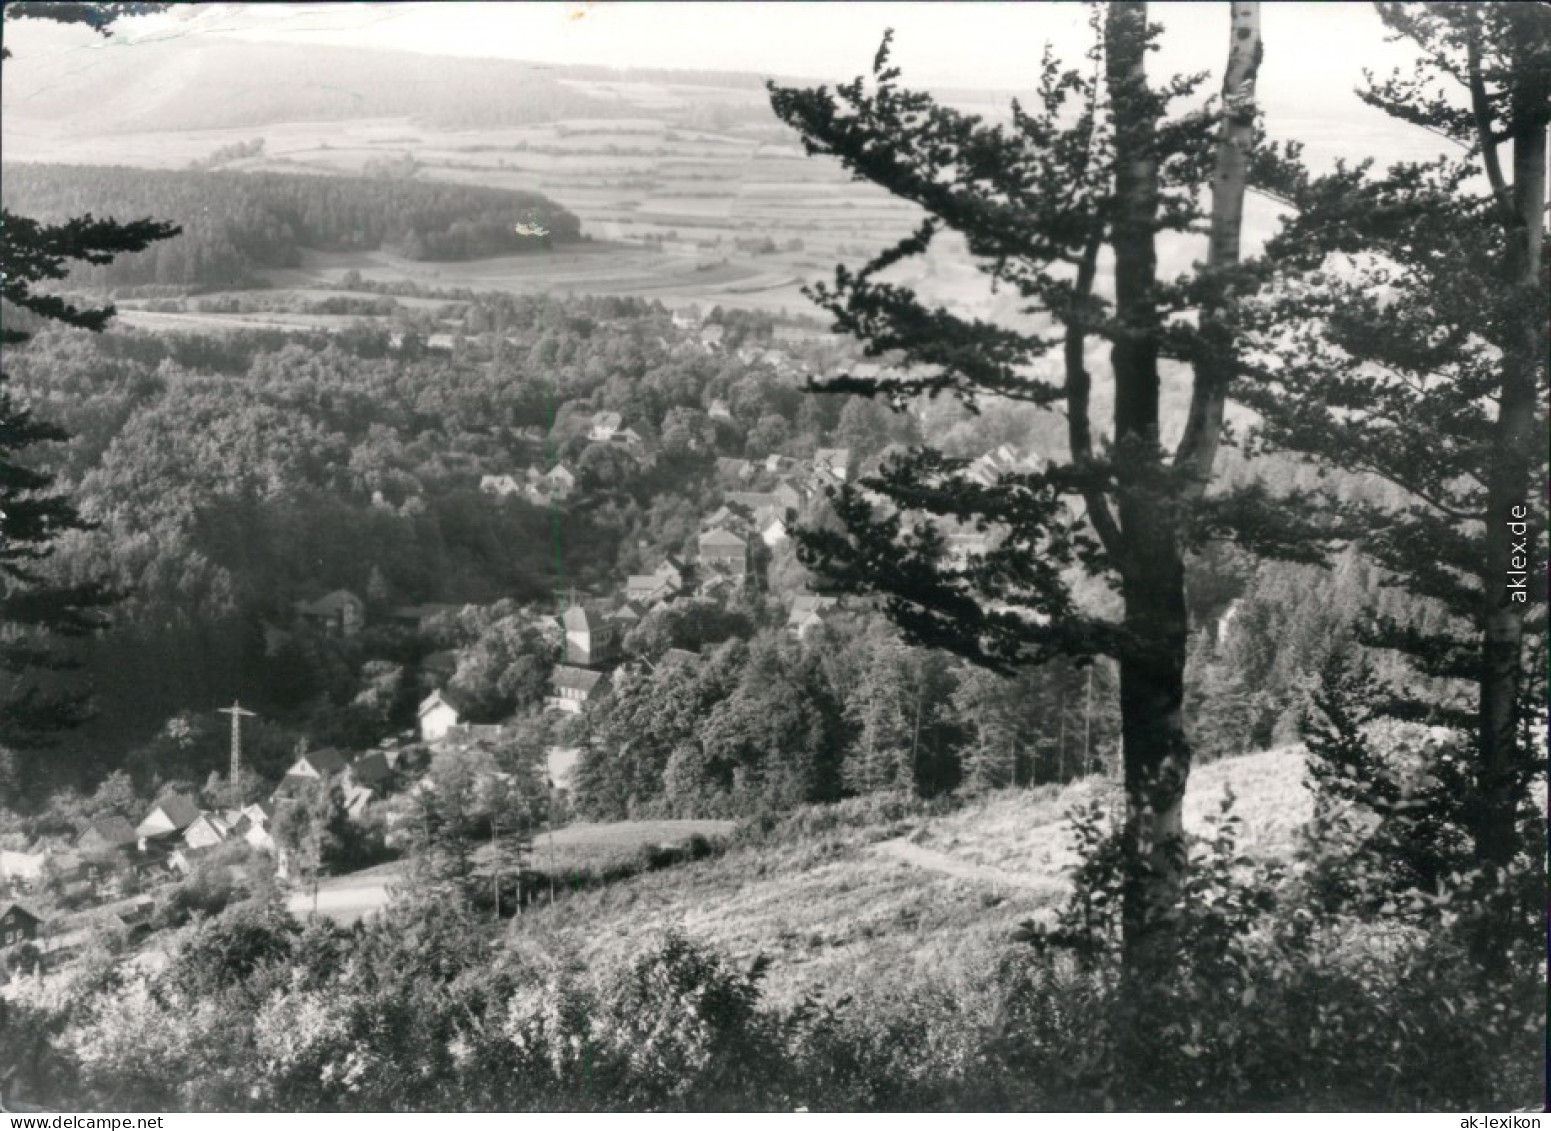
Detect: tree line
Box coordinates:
(0, 164, 581, 290)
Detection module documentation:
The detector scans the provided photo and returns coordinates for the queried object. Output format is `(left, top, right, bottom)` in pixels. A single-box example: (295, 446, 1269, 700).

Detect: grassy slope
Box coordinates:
(509, 746, 1311, 1007)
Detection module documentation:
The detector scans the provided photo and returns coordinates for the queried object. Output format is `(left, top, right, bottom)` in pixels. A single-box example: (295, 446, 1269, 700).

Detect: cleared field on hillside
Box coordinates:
(285, 819, 736, 926)
(512, 747, 1312, 1006)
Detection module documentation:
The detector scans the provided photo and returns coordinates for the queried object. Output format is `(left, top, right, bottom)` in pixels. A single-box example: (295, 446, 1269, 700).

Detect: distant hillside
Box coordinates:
(1, 163, 582, 290)
(1, 37, 628, 133)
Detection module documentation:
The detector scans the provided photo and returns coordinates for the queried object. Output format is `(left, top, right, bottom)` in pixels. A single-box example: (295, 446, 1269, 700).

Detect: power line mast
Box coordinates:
(218, 700, 257, 793)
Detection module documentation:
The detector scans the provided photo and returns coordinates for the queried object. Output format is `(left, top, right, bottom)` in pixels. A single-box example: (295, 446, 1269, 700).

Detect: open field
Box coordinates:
(284, 818, 737, 926)
(509, 746, 1310, 1006)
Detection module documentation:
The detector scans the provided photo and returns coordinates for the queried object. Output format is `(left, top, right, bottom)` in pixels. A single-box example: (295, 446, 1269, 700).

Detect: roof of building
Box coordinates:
(184, 812, 232, 839)
(78, 816, 138, 850)
(550, 665, 607, 693)
(145, 794, 201, 832)
(608, 600, 647, 623)
(350, 750, 393, 786)
(562, 605, 606, 633)
(698, 527, 747, 550)
(591, 411, 623, 431)
(0, 901, 42, 925)
(813, 447, 851, 468)
(419, 689, 464, 718)
(296, 589, 362, 616)
(0, 850, 46, 881)
(289, 747, 348, 776)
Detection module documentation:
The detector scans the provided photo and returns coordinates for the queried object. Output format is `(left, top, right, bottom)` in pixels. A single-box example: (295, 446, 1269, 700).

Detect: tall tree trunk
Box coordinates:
(1475, 50, 1548, 879)
(1105, 0, 1190, 973)
(1106, 0, 1259, 974)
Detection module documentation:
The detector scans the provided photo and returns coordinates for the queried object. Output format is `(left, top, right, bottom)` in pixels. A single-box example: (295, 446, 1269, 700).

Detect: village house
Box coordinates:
(697, 572, 738, 601)
(607, 599, 647, 630)
(546, 665, 609, 714)
(788, 593, 839, 639)
(235, 800, 277, 853)
(168, 844, 220, 877)
(294, 589, 366, 636)
(348, 750, 393, 792)
(811, 447, 852, 486)
(708, 397, 733, 422)
(76, 816, 138, 857)
(283, 746, 349, 786)
(701, 503, 748, 534)
(714, 456, 753, 481)
(965, 444, 1043, 488)
(182, 812, 233, 852)
(755, 507, 789, 547)
(75, 817, 142, 889)
(726, 482, 802, 516)
(0, 849, 45, 893)
(588, 411, 625, 443)
(0, 902, 42, 949)
(479, 474, 523, 498)
(698, 527, 749, 577)
(699, 324, 725, 348)
(136, 794, 201, 846)
(561, 604, 620, 668)
(625, 572, 674, 605)
(523, 463, 576, 505)
(419, 689, 464, 743)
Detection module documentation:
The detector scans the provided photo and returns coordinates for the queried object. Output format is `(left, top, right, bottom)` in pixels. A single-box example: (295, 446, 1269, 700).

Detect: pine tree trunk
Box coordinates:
(1104, 1, 1258, 975)
(1105, 0, 1193, 975)
(1475, 60, 1548, 878)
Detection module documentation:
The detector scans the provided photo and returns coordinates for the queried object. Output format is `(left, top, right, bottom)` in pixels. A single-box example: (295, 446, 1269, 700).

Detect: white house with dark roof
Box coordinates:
(283, 746, 349, 783)
(136, 795, 202, 844)
(182, 812, 233, 851)
(561, 604, 620, 667)
(589, 411, 624, 442)
(418, 689, 465, 743)
(546, 665, 609, 714)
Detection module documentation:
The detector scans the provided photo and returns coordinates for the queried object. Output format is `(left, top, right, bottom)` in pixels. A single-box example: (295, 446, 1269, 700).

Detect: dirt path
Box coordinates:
(872, 837, 1067, 897)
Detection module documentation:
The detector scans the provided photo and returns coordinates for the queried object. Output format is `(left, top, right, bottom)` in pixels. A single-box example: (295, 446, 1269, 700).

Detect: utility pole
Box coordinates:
(1083, 666, 1094, 777)
(218, 700, 257, 799)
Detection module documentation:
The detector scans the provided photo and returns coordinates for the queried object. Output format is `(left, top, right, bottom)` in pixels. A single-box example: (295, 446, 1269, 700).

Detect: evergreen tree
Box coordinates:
(768, 2, 1277, 971)
(0, 3, 178, 793)
(1239, 2, 1549, 900)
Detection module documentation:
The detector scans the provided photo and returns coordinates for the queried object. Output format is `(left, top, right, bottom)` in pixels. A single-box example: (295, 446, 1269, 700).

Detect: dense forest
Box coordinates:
(0, 282, 1438, 820)
(0, 165, 582, 290)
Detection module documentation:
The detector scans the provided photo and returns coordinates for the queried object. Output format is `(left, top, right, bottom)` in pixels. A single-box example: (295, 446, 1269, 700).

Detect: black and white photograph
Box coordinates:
(0, 0, 1546, 1114)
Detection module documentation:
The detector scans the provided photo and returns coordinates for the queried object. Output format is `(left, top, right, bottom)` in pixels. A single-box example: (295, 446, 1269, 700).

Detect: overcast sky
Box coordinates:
(5, 2, 1444, 171)
(20, 2, 1426, 104)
